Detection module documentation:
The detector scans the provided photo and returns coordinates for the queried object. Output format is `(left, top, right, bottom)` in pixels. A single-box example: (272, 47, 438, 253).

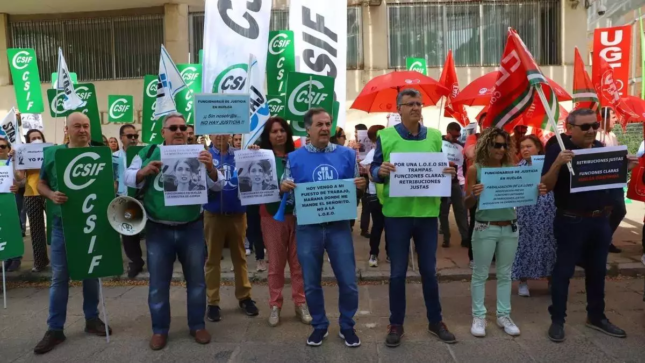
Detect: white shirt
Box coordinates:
(596, 131, 619, 147)
(360, 149, 376, 195)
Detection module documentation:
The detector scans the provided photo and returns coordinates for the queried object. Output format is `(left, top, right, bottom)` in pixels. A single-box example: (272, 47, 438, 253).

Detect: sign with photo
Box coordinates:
(20, 114, 44, 136)
(234, 149, 280, 206)
(570, 146, 628, 193)
(14, 142, 53, 170)
(160, 145, 208, 206)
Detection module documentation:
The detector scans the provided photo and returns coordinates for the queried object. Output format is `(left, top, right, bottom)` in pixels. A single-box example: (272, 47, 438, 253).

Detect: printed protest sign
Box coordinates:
(47, 83, 103, 144)
(160, 145, 208, 206)
(285, 72, 335, 122)
(478, 166, 541, 210)
(267, 94, 286, 118)
(570, 146, 628, 193)
(175, 64, 202, 125)
(294, 179, 357, 225)
(7, 48, 44, 114)
(406, 57, 428, 75)
(142, 75, 163, 144)
(234, 149, 280, 206)
(14, 143, 53, 170)
(0, 165, 14, 193)
(0, 193, 24, 261)
(194, 93, 250, 135)
(442, 140, 464, 166)
(531, 155, 545, 173)
(356, 130, 373, 160)
(267, 31, 296, 96)
(55, 147, 123, 280)
(459, 122, 477, 144)
(388, 113, 402, 127)
(389, 153, 451, 197)
(20, 113, 44, 136)
(107, 95, 134, 122)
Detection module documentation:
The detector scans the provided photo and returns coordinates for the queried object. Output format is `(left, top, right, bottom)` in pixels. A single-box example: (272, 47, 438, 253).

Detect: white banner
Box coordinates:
(0, 108, 18, 144)
(14, 143, 52, 170)
(155, 45, 186, 118)
(203, 1, 272, 147)
(55, 48, 85, 110)
(290, 0, 347, 127)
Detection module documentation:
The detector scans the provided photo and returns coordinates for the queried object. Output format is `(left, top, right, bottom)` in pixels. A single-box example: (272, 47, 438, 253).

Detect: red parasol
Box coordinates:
(452, 71, 572, 107)
(350, 71, 449, 113)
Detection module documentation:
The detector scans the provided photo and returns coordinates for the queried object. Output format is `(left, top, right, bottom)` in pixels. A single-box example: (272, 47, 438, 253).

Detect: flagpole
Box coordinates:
(436, 97, 445, 130)
(535, 86, 574, 176)
(98, 278, 110, 343)
(2, 261, 6, 309)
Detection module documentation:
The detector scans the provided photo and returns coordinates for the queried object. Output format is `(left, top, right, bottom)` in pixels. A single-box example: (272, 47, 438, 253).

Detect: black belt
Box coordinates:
(476, 220, 516, 226)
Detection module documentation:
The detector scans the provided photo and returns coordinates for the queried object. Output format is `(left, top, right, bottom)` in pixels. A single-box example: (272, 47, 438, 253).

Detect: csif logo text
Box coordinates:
(109, 98, 131, 120)
(409, 61, 425, 73)
(268, 97, 284, 114)
(288, 80, 327, 116)
(146, 79, 158, 98)
(213, 63, 248, 93)
(269, 33, 290, 55)
(51, 86, 92, 114)
(12, 50, 33, 70)
(63, 152, 106, 191)
(180, 66, 199, 87)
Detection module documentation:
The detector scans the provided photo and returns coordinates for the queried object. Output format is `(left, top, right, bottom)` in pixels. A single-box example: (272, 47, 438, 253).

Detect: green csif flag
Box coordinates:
(0, 193, 25, 261)
(107, 95, 134, 123)
(267, 31, 296, 96)
(406, 57, 427, 75)
(290, 101, 338, 137)
(267, 94, 286, 118)
(7, 48, 45, 114)
(175, 64, 202, 125)
(284, 72, 335, 122)
(142, 75, 163, 144)
(55, 147, 123, 280)
(47, 83, 103, 144)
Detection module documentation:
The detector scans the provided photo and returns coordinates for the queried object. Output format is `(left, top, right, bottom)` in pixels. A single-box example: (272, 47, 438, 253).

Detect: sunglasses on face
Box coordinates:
(492, 142, 507, 149)
(125, 134, 139, 140)
(338, 134, 346, 138)
(400, 101, 423, 108)
(572, 122, 600, 131)
(0, 145, 7, 149)
(165, 125, 188, 132)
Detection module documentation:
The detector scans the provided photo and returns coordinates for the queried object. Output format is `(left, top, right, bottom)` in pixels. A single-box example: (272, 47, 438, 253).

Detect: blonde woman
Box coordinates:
(464, 128, 546, 338)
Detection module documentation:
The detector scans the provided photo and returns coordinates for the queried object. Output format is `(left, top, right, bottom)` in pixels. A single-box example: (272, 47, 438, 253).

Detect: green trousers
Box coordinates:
(471, 222, 519, 318)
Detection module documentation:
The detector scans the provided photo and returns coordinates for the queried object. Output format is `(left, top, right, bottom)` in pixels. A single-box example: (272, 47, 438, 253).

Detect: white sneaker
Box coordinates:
(497, 316, 520, 336)
(518, 282, 530, 297)
(641, 254, 645, 266)
(295, 304, 313, 325)
(256, 260, 267, 272)
(269, 306, 280, 327)
(469, 260, 474, 269)
(471, 317, 486, 337)
(245, 248, 251, 256)
(368, 255, 378, 267)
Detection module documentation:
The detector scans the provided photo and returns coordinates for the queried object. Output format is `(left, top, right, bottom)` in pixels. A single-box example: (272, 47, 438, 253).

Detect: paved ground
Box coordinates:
(1, 278, 644, 363)
(5, 198, 645, 283)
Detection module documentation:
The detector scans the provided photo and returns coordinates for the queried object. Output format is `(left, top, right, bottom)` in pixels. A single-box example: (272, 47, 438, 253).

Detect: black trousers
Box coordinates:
(246, 205, 265, 260)
(122, 233, 144, 268)
(367, 194, 387, 257)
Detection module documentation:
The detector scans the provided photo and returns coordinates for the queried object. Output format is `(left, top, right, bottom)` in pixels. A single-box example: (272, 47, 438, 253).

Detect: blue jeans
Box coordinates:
(386, 217, 442, 325)
(549, 213, 612, 324)
(146, 219, 206, 334)
(47, 218, 99, 331)
(296, 221, 358, 331)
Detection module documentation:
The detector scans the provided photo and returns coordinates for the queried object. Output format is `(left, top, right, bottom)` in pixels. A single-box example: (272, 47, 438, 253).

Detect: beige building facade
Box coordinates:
(0, 0, 587, 143)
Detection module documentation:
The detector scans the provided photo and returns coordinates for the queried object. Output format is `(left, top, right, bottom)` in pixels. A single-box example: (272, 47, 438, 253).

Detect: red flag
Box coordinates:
(439, 50, 469, 126)
(572, 47, 600, 116)
(483, 28, 558, 133)
(593, 26, 631, 98)
(592, 54, 621, 108)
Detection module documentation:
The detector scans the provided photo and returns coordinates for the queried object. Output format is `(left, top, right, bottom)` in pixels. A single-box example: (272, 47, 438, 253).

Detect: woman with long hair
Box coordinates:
(165, 158, 205, 191)
(512, 135, 557, 297)
(258, 117, 311, 327)
(13, 129, 50, 272)
(464, 127, 545, 338)
(108, 137, 120, 152)
(239, 160, 278, 192)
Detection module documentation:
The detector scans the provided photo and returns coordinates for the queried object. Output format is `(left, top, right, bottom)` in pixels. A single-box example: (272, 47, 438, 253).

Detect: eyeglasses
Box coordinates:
(164, 125, 188, 132)
(125, 134, 139, 139)
(492, 142, 508, 149)
(0, 145, 8, 149)
(571, 122, 600, 131)
(400, 101, 423, 108)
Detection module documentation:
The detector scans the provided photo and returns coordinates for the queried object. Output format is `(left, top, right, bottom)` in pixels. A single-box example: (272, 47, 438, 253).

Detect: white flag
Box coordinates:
(290, 1, 347, 127)
(154, 45, 186, 118)
(0, 108, 19, 144)
(55, 48, 86, 111)
(203, 1, 272, 147)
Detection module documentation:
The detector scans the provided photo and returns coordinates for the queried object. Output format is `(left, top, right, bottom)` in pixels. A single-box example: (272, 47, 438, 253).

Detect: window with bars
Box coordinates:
(189, 7, 363, 69)
(387, 0, 561, 68)
(10, 14, 164, 82)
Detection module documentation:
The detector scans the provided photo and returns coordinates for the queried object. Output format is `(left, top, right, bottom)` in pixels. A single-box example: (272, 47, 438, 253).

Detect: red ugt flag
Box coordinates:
(439, 50, 469, 126)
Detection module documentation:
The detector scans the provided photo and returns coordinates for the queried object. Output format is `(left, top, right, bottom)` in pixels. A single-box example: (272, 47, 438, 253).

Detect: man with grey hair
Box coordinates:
(541, 107, 637, 343)
(371, 88, 457, 347)
(280, 108, 366, 347)
(125, 112, 224, 350)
